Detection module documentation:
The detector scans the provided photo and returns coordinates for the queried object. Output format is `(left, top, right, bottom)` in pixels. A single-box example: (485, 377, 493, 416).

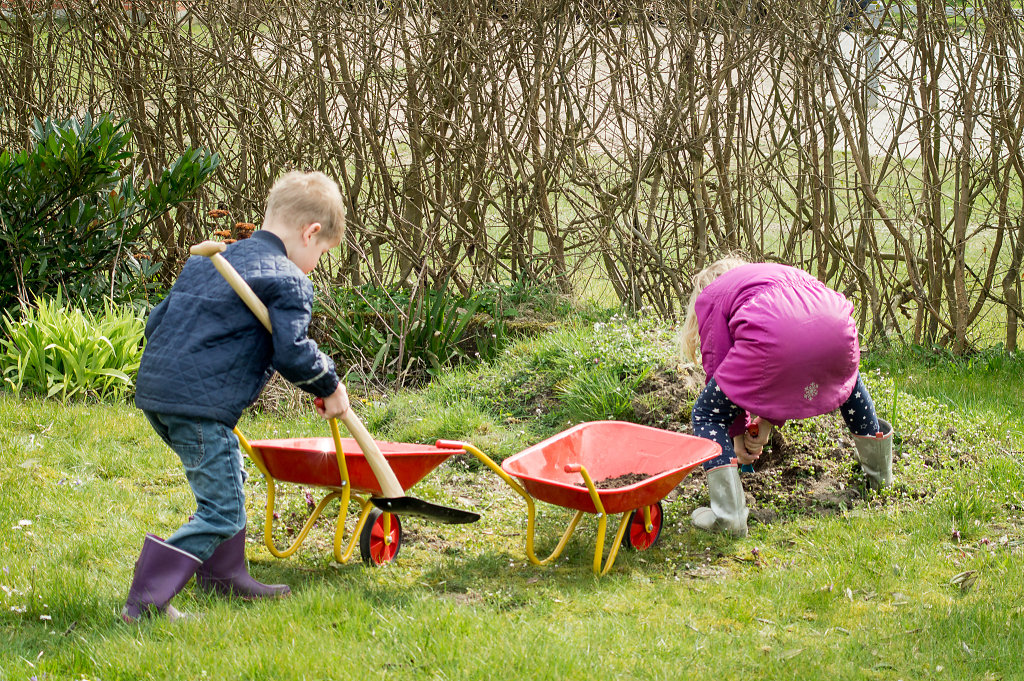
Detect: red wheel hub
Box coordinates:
(367, 513, 400, 565)
(627, 503, 662, 550)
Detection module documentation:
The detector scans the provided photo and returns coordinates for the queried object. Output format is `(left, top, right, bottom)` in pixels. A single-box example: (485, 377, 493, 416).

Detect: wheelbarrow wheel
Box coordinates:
(622, 501, 663, 550)
(360, 508, 402, 566)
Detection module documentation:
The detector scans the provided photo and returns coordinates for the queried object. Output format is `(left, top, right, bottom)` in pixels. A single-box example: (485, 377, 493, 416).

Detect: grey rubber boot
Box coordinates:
(853, 418, 894, 490)
(691, 466, 749, 538)
(121, 534, 202, 623)
(195, 529, 290, 600)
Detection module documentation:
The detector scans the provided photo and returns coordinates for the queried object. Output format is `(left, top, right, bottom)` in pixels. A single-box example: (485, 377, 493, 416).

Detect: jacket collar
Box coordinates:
(249, 229, 287, 255)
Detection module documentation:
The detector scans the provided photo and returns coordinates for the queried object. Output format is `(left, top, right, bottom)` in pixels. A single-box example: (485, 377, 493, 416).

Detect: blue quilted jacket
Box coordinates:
(134, 230, 339, 425)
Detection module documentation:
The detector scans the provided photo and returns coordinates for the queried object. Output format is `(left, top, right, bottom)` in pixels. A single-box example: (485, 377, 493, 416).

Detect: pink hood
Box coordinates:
(696, 263, 859, 427)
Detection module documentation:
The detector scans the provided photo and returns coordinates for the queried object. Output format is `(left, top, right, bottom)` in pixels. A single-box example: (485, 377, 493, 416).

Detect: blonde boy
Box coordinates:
(124, 171, 349, 622)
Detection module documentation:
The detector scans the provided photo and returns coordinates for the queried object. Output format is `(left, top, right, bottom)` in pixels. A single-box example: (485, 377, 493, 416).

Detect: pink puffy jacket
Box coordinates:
(695, 263, 859, 433)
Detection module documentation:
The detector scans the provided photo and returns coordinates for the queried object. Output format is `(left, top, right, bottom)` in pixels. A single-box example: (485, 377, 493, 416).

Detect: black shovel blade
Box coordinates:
(370, 496, 480, 524)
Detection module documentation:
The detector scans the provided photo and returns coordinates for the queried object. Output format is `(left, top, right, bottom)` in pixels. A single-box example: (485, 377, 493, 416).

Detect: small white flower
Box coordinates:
(804, 382, 819, 400)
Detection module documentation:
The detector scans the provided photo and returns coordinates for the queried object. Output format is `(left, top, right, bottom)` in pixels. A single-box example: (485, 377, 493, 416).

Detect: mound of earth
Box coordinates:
(630, 366, 952, 525)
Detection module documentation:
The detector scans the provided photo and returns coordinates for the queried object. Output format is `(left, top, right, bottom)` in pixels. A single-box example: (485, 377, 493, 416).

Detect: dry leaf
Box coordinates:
(949, 570, 978, 592)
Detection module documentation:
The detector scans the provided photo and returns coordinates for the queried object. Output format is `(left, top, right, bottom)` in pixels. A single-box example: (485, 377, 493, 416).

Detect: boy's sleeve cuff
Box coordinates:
(305, 371, 340, 399)
(290, 362, 339, 398)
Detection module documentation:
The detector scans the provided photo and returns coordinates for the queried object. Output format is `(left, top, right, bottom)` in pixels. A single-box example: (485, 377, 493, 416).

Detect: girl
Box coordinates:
(679, 256, 893, 537)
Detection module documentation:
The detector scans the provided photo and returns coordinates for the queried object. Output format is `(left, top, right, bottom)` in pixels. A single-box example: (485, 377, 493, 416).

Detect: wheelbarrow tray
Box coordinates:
(500, 421, 720, 514)
(248, 436, 459, 495)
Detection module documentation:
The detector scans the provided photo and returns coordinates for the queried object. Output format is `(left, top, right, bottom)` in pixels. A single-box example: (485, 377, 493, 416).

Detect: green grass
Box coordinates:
(863, 345, 1024, 447)
(2, 334, 1024, 679)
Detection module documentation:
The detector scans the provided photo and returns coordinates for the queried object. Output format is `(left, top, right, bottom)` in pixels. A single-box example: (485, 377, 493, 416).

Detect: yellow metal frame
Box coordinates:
(455, 441, 641, 576)
(233, 419, 396, 564)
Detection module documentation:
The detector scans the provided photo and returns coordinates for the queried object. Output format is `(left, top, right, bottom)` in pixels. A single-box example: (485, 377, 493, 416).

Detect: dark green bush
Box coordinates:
(0, 114, 219, 312)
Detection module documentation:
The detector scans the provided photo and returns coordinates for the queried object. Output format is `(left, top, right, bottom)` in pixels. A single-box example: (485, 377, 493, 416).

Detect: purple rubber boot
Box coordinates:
(121, 534, 202, 623)
(195, 529, 291, 600)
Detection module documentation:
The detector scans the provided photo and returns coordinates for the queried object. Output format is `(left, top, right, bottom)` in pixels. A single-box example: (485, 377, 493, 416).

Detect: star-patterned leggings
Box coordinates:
(692, 373, 880, 470)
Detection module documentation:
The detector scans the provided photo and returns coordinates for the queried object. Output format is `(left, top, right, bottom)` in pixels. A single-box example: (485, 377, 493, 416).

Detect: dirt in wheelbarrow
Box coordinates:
(594, 472, 653, 489)
(629, 366, 971, 526)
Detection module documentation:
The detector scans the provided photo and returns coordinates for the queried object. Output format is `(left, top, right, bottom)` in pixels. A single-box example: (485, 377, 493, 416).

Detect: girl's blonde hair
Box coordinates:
(678, 255, 749, 364)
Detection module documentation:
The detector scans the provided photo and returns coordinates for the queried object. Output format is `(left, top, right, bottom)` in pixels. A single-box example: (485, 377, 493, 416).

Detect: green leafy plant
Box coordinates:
(0, 290, 145, 400)
(939, 475, 1000, 538)
(318, 282, 483, 385)
(0, 114, 219, 312)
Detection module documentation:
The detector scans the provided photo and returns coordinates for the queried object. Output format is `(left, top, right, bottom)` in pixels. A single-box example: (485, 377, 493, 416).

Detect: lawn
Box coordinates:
(2, 325, 1023, 680)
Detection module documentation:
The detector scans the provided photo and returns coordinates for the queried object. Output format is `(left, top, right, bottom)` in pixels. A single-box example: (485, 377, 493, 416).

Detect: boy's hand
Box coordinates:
(733, 434, 760, 466)
(315, 384, 350, 419)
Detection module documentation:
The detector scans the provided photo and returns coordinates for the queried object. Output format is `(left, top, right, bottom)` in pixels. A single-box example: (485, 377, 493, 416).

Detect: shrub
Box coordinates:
(316, 282, 485, 386)
(0, 291, 145, 400)
(316, 277, 579, 386)
(0, 114, 219, 312)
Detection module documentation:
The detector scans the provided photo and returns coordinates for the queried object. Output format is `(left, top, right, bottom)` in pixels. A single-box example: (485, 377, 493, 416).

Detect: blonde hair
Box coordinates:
(678, 255, 749, 364)
(264, 171, 346, 242)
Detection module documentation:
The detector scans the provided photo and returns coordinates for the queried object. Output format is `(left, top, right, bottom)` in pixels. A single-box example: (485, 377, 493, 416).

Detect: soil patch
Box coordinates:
(631, 363, 704, 432)
(662, 420, 875, 524)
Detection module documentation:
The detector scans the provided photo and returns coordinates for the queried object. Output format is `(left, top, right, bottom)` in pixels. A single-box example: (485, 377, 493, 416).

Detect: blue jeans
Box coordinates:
(143, 412, 248, 561)
(693, 373, 880, 470)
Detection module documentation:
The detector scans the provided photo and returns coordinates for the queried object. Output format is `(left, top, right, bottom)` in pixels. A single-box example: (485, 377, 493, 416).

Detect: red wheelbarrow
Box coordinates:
(236, 428, 467, 566)
(437, 421, 720, 576)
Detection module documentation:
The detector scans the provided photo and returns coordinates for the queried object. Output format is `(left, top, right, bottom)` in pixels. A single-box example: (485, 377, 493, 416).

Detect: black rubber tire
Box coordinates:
(360, 508, 402, 566)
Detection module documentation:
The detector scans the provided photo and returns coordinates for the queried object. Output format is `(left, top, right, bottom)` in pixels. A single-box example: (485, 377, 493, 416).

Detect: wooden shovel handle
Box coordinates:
(191, 240, 405, 498)
(316, 398, 403, 498)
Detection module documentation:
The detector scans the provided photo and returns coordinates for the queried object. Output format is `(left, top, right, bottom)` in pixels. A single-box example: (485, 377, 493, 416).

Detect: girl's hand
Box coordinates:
(733, 434, 760, 466)
(743, 418, 772, 455)
(314, 384, 350, 419)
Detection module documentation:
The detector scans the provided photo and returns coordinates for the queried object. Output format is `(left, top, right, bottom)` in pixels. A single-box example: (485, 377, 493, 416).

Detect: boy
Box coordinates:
(123, 171, 350, 622)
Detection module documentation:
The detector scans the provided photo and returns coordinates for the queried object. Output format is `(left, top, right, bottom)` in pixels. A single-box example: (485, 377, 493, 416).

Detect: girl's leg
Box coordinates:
(690, 378, 749, 537)
(839, 373, 881, 436)
(692, 378, 746, 470)
(840, 374, 894, 488)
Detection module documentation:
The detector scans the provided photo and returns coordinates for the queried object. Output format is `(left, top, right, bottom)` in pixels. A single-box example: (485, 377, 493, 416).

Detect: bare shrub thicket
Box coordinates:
(2, 0, 1023, 352)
